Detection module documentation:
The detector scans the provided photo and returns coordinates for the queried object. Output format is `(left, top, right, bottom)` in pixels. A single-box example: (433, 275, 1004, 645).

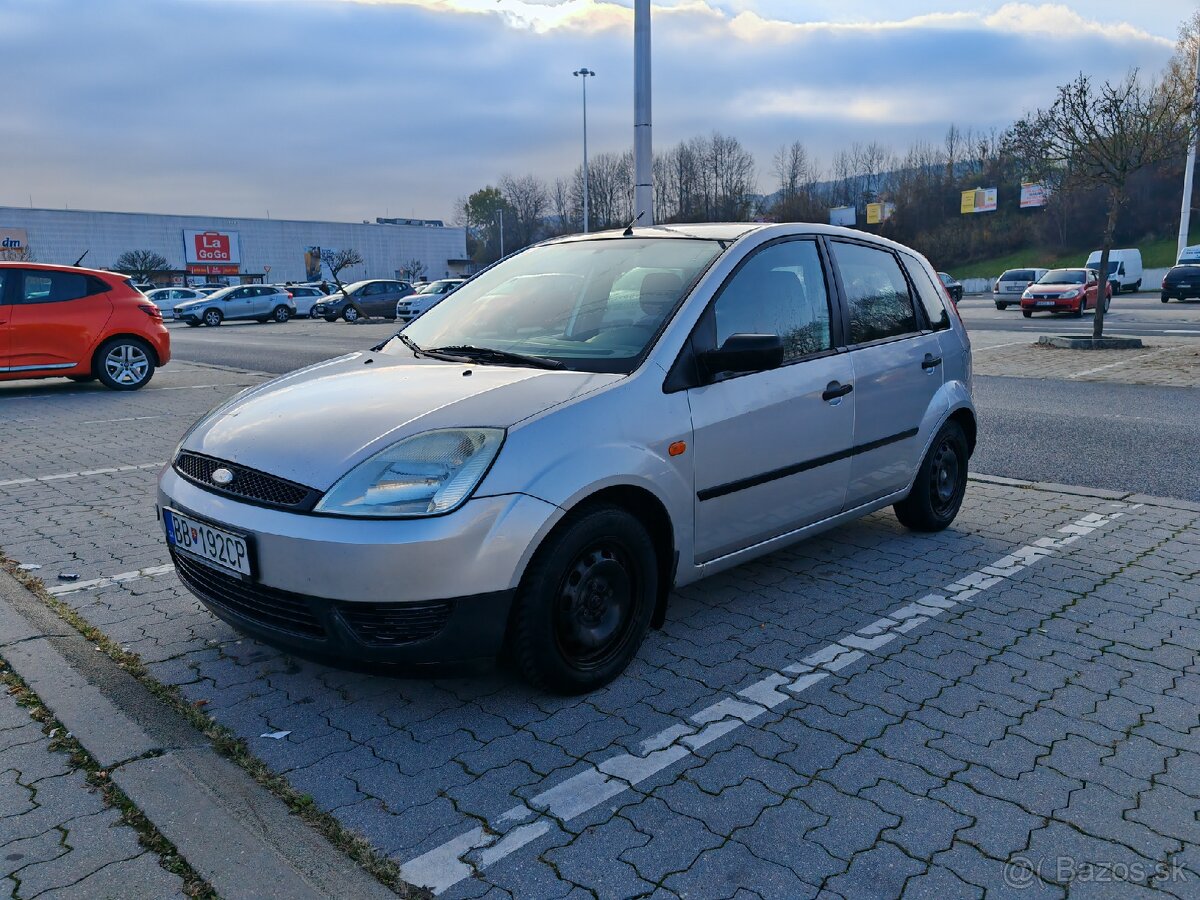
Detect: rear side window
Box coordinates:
(829, 242, 919, 344)
(20, 271, 90, 304)
(901, 255, 951, 331)
(1002, 270, 1032, 281)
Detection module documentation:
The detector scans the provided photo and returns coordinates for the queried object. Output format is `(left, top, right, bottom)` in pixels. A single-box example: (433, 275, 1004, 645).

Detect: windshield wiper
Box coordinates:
(429, 345, 566, 370)
(387, 333, 467, 362)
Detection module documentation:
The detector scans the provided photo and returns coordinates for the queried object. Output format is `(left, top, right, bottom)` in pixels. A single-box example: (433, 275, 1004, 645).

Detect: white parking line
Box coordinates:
(1163, 329, 1200, 334)
(971, 340, 1027, 352)
(398, 504, 1129, 894)
(0, 463, 165, 488)
(47, 564, 176, 596)
(1067, 347, 1179, 379)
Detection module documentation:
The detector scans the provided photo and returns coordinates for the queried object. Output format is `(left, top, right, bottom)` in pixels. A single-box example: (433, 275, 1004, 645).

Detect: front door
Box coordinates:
(687, 238, 854, 564)
(826, 239, 946, 509)
(8, 269, 113, 371)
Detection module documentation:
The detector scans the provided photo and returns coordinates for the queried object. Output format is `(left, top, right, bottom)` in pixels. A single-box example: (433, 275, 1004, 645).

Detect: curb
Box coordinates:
(0, 567, 402, 900)
(969, 472, 1200, 512)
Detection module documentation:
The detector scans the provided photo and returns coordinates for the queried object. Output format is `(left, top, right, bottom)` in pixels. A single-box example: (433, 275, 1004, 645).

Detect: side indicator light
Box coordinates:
(668, 441, 687, 457)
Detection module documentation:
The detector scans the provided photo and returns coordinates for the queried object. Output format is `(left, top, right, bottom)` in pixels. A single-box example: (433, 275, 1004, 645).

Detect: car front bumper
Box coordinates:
(1020, 297, 1083, 312)
(157, 466, 561, 663)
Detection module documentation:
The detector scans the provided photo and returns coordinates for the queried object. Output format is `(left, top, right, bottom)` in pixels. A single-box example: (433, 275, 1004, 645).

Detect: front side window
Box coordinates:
(396, 237, 724, 373)
(830, 241, 918, 344)
(20, 271, 89, 304)
(711, 239, 832, 361)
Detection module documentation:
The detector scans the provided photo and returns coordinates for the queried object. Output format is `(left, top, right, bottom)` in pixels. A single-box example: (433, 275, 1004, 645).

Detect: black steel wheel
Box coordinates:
(509, 504, 657, 694)
(894, 420, 968, 532)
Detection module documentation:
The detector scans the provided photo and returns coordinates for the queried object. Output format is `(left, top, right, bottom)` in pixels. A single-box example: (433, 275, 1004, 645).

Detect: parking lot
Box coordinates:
(2, 329, 1199, 897)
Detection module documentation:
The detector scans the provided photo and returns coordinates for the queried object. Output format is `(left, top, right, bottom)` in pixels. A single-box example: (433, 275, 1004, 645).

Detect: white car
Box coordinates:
(395, 279, 466, 323)
(992, 268, 1048, 310)
(275, 285, 328, 318)
(144, 287, 208, 319)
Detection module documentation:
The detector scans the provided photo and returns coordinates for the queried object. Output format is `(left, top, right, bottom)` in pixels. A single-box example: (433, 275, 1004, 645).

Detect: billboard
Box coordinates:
(960, 188, 997, 214)
(866, 202, 895, 225)
(1019, 182, 1048, 209)
(0, 228, 29, 260)
(829, 206, 856, 227)
(304, 246, 323, 281)
(183, 230, 241, 266)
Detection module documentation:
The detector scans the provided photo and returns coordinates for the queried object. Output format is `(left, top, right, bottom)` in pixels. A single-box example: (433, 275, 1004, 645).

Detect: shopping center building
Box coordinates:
(0, 207, 470, 286)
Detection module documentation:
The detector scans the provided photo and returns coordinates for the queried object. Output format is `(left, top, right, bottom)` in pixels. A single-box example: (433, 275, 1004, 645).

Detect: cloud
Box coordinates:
(0, 0, 1184, 223)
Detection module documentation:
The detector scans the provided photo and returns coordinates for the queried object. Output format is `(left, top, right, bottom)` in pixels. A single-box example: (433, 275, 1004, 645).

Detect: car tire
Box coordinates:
(203, 308, 223, 327)
(893, 420, 968, 533)
(1134, 279, 1141, 291)
(93, 337, 156, 391)
(272, 305, 291, 323)
(343, 306, 362, 323)
(1161, 294, 1170, 304)
(310, 308, 322, 319)
(508, 504, 658, 695)
(1022, 310, 1032, 318)
(1104, 293, 1111, 313)
(323, 315, 338, 323)
(995, 302, 1007, 310)
(1073, 298, 1085, 318)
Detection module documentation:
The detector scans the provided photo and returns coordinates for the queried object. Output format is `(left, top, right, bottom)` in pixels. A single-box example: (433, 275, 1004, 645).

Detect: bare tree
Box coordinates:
(112, 249, 169, 283)
(398, 258, 426, 282)
(1008, 70, 1194, 337)
(0, 244, 35, 262)
(320, 248, 365, 289)
(499, 173, 550, 249)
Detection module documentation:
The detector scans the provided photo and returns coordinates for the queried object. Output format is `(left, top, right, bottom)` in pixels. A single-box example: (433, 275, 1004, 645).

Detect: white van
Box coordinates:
(1178, 245, 1200, 265)
(1085, 248, 1142, 293)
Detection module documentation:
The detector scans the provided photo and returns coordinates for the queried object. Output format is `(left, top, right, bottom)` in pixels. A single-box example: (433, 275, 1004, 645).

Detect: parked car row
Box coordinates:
(174, 285, 297, 326)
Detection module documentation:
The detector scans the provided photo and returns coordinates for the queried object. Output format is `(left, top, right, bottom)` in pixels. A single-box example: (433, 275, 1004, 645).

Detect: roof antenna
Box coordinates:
(72, 249, 89, 267)
(622, 210, 645, 237)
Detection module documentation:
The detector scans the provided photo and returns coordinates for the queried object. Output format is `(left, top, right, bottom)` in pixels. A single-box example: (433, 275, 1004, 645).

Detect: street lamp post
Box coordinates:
(573, 67, 595, 233)
(495, 209, 505, 259)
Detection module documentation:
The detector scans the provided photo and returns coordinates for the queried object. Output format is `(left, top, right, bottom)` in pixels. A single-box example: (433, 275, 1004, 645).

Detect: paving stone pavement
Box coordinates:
(2, 362, 1199, 898)
(0, 668, 187, 899)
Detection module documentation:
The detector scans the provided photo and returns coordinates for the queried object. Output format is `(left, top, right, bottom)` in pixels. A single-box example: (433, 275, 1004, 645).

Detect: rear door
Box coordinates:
(826, 239, 946, 509)
(687, 237, 854, 563)
(9, 269, 113, 371)
(0, 269, 12, 368)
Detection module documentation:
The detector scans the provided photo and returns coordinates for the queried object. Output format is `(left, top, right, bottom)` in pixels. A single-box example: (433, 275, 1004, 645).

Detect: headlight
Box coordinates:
(314, 428, 504, 517)
(1022, 289, 1032, 298)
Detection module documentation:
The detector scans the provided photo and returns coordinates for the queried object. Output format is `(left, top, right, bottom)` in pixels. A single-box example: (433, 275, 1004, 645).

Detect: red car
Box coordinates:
(0, 262, 171, 390)
(1020, 268, 1111, 318)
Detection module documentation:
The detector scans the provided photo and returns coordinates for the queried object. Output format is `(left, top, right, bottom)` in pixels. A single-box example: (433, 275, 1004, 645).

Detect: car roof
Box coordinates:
(0, 261, 124, 278)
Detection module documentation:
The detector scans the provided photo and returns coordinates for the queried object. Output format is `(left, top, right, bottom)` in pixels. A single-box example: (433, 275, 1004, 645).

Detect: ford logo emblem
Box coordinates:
(211, 468, 235, 486)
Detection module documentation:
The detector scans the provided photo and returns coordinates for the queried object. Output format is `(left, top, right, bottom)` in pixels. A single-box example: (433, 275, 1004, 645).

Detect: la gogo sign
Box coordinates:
(183, 230, 241, 266)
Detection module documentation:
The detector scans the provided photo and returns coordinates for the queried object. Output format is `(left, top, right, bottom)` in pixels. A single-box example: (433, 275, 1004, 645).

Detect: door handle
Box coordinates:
(921, 353, 942, 370)
(822, 381, 853, 402)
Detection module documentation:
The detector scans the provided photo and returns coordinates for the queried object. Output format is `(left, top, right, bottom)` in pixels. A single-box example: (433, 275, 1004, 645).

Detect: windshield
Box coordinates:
(1039, 269, 1086, 285)
(391, 237, 725, 373)
(1001, 270, 1033, 281)
(1089, 260, 1120, 275)
(414, 282, 441, 294)
(332, 280, 371, 296)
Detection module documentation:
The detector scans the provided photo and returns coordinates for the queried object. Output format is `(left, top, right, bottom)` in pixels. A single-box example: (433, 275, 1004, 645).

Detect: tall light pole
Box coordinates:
(1178, 42, 1200, 264)
(634, 0, 653, 226)
(495, 208, 505, 259)
(573, 67, 595, 233)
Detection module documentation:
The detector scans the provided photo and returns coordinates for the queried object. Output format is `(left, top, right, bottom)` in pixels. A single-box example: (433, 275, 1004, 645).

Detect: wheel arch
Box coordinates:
(947, 406, 977, 457)
(90, 332, 162, 369)
(525, 484, 678, 632)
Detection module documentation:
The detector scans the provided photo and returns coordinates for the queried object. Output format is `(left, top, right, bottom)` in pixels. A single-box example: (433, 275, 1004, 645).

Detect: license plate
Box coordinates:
(164, 508, 252, 577)
(1036, 300, 1055, 307)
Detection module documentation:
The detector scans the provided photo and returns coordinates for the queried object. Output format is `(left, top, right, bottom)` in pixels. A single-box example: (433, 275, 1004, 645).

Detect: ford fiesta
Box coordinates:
(159, 224, 976, 694)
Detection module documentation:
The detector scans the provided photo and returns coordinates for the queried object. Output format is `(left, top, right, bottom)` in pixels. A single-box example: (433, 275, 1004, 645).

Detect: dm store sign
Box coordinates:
(0, 228, 29, 259)
(183, 230, 241, 266)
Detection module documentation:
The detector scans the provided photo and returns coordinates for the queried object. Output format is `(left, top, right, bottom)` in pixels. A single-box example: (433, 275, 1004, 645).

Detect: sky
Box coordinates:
(0, 0, 1192, 223)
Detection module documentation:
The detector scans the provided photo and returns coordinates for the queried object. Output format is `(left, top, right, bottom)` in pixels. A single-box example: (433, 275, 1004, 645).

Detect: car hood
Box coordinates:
(1028, 283, 1083, 292)
(181, 352, 621, 489)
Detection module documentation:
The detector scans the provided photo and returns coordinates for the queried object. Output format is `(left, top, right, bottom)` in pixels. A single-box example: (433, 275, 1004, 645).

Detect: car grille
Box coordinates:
(335, 600, 453, 647)
(174, 452, 319, 510)
(171, 550, 327, 639)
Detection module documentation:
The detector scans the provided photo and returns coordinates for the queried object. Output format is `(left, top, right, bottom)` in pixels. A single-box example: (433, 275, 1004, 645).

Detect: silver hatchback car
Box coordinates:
(158, 224, 975, 693)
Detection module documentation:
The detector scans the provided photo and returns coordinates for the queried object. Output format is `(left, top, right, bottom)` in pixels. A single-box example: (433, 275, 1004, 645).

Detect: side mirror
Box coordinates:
(700, 333, 785, 378)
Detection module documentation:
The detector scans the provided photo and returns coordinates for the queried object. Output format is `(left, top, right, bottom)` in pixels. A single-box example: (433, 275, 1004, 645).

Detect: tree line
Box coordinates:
(457, 12, 1199, 276)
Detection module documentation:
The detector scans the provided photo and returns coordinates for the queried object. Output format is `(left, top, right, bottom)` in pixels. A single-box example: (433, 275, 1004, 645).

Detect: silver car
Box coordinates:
(993, 268, 1048, 310)
(158, 224, 976, 693)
